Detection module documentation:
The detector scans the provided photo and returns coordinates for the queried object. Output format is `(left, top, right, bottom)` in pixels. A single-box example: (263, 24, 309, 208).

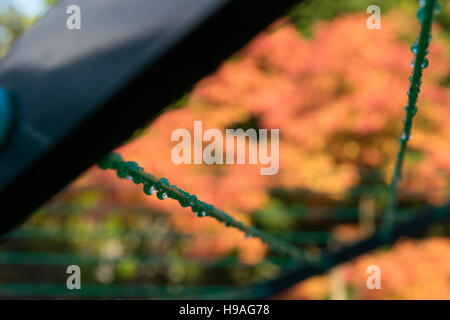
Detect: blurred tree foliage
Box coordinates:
(0, 7, 29, 57)
(45, 0, 59, 5)
(0, 0, 60, 57)
(289, 0, 449, 37)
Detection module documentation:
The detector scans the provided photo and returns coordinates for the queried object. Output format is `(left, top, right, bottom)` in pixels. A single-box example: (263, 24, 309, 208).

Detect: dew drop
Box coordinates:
(132, 176, 143, 184)
(404, 106, 418, 116)
(245, 233, 252, 238)
(399, 132, 409, 142)
(421, 58, 429, 69)
(411, 43, 418, 54)
(410, 59, 415, 68)
(189, 195, 198, 206)
(143, 184, 156, 195)
(160, 178, 170, 186)
(417, 7, 426, 21)
(117, 169, 127, 179)
(157, 192, 167, 200)
(179, 199, 189, 207)
(196, 211, 206, 217)
(97, 157, 111, 170)
(434, 2, 441, 14)
(400, 132, 413, 142)
(108, 153, 123, 169)
(418, 0, 426, 7)
(125, 161, 140, 171)
(126, 175, 133, 181)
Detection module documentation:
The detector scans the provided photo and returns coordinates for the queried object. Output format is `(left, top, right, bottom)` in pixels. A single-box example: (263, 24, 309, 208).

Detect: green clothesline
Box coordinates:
(98, 153, 309, 261)
(385, 0, 438, 227)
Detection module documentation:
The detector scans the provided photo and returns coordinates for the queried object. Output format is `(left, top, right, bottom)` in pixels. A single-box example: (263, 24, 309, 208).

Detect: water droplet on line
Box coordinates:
(196, 211, 206, 217)
(179, 199, 189, 207)
(125, 161, 140, 171)
(417, 7, 426, 21)
(434, 3, 441, 14)
(160, 178, 170, 186)
(143, 184, 156, 195)
(117, 169, 127, 179)
(157, 192, 167, 200)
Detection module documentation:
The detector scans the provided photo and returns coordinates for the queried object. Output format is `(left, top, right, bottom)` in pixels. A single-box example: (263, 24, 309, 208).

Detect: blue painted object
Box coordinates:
(0, 88, 13, 149)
